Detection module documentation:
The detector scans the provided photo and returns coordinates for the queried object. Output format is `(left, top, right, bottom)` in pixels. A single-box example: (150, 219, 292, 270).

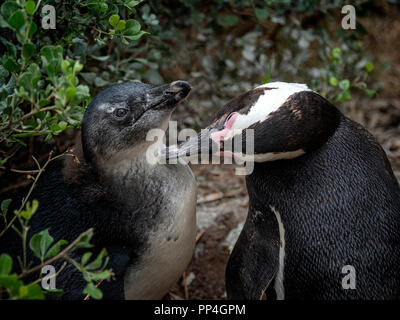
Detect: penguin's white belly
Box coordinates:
(123, 165, 197, 299)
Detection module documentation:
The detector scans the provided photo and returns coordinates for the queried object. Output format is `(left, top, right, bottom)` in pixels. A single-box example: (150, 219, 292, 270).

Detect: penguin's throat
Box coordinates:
(96, 143, 155, 173)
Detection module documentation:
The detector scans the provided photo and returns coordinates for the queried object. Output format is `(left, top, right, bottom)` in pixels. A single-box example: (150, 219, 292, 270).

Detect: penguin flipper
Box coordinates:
(226, 206, 280, 300)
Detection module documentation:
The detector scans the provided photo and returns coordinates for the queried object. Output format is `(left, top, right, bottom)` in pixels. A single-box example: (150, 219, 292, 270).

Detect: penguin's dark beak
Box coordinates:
(147, 80, 191, 110)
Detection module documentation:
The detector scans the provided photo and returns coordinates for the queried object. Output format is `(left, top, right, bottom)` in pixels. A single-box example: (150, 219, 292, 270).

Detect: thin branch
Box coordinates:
(83, 279, 105, 301)
(0, 151, 66, 238)
(32, 261, 67, 285)
(17, 228, 93, 280)
(10, 169, 40, 174)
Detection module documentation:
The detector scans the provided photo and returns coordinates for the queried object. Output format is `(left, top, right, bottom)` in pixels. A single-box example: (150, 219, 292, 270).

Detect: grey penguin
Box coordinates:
(165, 82, 400, 299)
(0, 80, 197, 299)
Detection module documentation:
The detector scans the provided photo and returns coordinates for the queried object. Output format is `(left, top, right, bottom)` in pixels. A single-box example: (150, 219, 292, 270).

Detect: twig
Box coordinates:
(32, 261, 67, 285)
(0, 151, 66, 238)
(83, 279, 105, 301)
(10, 169, 41, 174)
(195, 231, 204, 243)
(0, 180, 31, 194)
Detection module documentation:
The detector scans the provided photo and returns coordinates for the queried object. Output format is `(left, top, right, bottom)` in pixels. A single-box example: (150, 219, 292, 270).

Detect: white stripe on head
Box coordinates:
(224, 82, 311, 140)
(98, 102, 127, 113)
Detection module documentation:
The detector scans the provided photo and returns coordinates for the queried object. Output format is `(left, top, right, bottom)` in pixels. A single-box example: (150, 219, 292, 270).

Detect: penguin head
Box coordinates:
(166, 82, 341, 163)
(82, 80, 191, 166)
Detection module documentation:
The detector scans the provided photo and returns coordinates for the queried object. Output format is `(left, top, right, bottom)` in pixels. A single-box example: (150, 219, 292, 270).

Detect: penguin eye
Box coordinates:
(114, 108, 128, 118)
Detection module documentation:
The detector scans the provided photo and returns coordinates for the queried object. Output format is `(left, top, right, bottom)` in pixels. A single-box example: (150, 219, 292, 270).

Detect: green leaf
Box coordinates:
(58, 121, 67, 130)
(1, 199, 12, 215)
(8, 10, 25, 30)
(254, 8, 269, 21)
(217, 15, 238, 27)
(25, 0, 36, 15)
(61, 60, 70, 73)
(331, 47, 341, 58)
(81, 252, 92, 266)
(41, 45, 63, 78)
(20, 283, 45, 300)
(29, 229, 54, 262)
(28, 21, 37, 37)
(0, 274, 20, 290)
(20, 199, 39, 221)
(126, 30, 148, 41)
(44, 288, 64, 297)
(108, 14, 120, 27)
(94, 77, 108, 87)
(329, 77, 338, 86)
(115, 20, 126, 31)
(18, 63, 41, 99)
(41, 45, 63, 67)
(73, 61, 83, 73)
(339, 79, 350, 90)
(336, 90, 352, 102)
(22, 43, 35, 60)
(3, 58, 20, 73)
(366, 89, 377, 98)
(0, 254, 12, 275)
(89, 270, 111, 281)
(261, 75, 270, 84)
(65, 87, 77, 101)
(365, 61, 374, 72)
(75, 231, 94, 249)
(127, 1, 140, 8)
(83, 282, 103, 300)
(1, 1, 19, 20)
(124, 19, 141, 35)
(45, 239, 68, 259)
(85, 248, 107, 271)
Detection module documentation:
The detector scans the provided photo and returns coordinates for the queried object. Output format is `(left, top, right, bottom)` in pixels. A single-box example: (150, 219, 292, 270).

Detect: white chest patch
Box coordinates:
(226, 82, 311, 139)
(270, 205, 286, 300)
(123, 165, 197, 300)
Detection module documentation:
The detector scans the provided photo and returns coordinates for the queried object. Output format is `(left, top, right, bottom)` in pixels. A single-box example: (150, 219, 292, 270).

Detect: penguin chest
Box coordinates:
(123, 164, 197, 299)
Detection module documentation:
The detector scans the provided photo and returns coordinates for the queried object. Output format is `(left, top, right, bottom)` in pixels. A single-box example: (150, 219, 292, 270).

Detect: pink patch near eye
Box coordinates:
(210, 112, 238, 143)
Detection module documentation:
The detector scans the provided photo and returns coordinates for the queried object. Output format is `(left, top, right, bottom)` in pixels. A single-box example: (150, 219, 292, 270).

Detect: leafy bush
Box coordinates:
(0, 0, 147, 300)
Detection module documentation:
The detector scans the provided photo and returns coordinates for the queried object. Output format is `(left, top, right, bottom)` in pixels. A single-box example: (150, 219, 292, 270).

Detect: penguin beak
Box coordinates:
(163, 126, 221, 161)
(147, 80, 191, 110)
(163, 112, 242, 161)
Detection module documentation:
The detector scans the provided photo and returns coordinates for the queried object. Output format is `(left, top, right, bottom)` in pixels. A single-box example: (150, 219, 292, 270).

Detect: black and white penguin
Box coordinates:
(0, 80, 197, 299)
(166, 82, 400, 299)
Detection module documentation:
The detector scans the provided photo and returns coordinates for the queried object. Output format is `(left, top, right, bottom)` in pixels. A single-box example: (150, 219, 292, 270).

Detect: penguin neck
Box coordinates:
(94, 143, 161, 180)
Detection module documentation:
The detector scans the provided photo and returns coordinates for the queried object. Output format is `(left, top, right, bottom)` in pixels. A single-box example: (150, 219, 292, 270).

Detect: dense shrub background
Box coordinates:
(0, 0, 397, 299)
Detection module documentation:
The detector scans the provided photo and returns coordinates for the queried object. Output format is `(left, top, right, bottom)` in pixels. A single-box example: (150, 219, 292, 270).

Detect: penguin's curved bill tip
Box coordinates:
(164, 80, 192, 104)
(147, 80, 192, 111)
(167, 80, 192, 95)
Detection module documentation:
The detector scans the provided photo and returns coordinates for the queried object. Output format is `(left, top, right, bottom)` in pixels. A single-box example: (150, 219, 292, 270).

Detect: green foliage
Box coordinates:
(0, 0, 147, 162)
(159, 0, 379, 108)
(0, 155, 112, 300)
(29, 229, 67, 262)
